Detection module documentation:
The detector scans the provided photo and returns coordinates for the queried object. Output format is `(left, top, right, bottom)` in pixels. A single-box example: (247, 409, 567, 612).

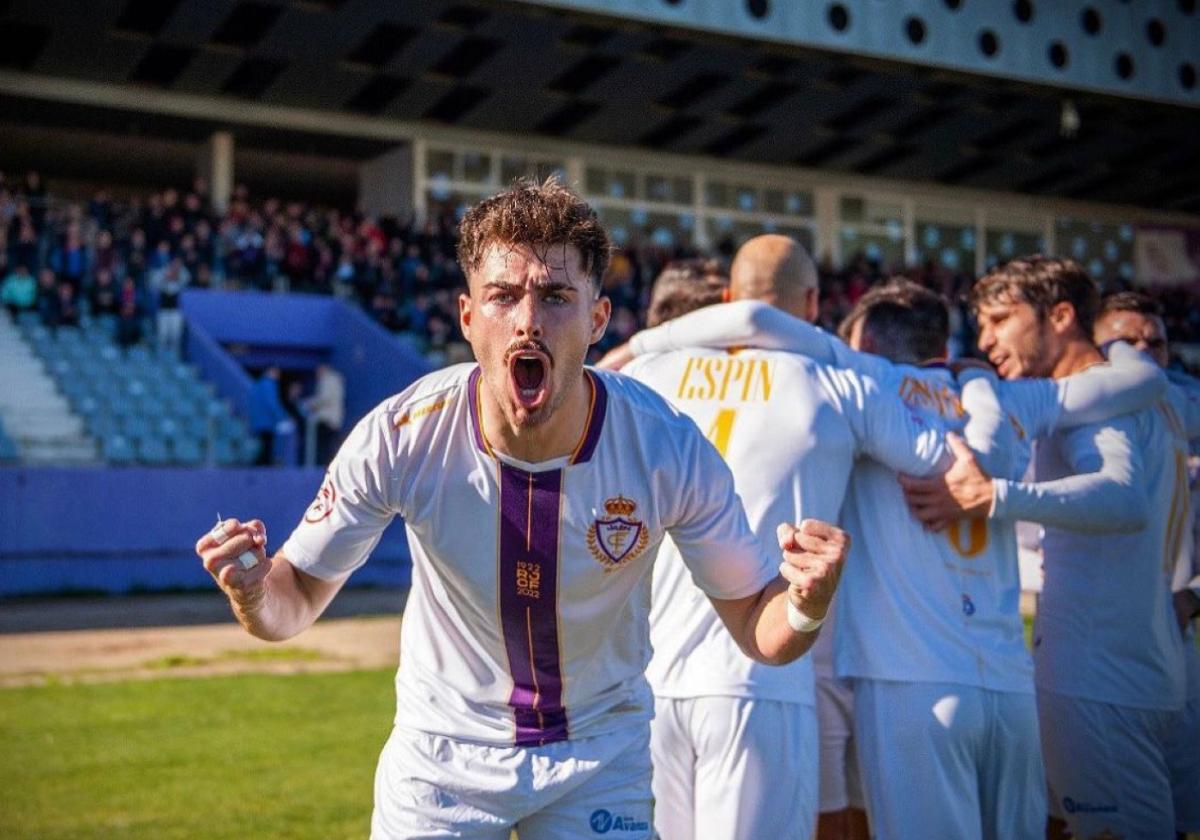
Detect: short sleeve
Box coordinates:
(281, 407, 399, 580)
(665, 425, 778, 601)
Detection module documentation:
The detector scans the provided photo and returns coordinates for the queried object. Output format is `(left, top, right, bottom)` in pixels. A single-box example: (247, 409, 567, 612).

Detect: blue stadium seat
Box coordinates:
(235, 435, 263, 465)
(171, 436, 205, 466)
(137, 436, 171, 465)
(102, 435, 136, 466)
(0, 434, 18, 462)
(211, 437, 239, 466)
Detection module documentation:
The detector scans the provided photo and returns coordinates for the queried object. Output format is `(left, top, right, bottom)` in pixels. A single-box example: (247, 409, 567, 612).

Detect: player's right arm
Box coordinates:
(194, 400, 403, 640)
(902, 419, 1150, 533)
(195, 523, 344, 641)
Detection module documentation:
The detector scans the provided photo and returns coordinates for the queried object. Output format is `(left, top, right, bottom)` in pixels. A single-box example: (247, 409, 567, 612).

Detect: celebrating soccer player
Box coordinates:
(194, 180, 851, 840)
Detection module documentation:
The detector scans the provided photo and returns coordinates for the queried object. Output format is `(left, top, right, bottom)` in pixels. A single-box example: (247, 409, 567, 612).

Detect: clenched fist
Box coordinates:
(776, 519, 850, 624)
(195, 517, 272, 612)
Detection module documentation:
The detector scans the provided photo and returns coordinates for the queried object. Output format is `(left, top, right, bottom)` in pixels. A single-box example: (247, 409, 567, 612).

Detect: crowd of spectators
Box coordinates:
(2, 169, 1198, 372)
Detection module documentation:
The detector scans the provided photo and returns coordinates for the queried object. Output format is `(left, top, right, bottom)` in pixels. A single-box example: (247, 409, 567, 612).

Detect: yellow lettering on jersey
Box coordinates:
(516, 560, 541, 600)
(898, 375, 964, 419)
(676, 357, 698, 401)
(1008, 413, 1027, 442)
(395, 395, 455, 427)
(1164, 448, 1191, 576)
(677, 357, 774, 403)
(947, 518, 988, 558)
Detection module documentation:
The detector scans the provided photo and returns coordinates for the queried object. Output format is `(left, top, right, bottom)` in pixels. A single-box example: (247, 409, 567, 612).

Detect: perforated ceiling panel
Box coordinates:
(516, 0, 1200, 107)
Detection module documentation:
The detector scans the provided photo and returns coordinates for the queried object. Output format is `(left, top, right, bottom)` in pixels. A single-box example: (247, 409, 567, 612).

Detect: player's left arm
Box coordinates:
(707, 520, 849, 665)
(665, 425, 849, 664)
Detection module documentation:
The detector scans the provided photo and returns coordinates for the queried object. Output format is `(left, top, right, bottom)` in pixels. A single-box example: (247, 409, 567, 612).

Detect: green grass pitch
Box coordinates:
(0, 669, 395, 839)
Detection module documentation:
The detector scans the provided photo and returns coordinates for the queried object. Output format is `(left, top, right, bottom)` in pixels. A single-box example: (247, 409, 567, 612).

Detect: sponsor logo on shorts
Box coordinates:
(1062, 796, 1118, 815)
(589, 808, 649, 834)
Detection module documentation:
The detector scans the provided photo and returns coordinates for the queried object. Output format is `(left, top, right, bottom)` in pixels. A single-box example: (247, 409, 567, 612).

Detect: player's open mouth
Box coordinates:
(509, 350, 551, 410)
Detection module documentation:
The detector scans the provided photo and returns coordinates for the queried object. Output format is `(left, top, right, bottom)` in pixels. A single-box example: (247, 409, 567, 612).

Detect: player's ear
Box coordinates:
(459, 292, 473, 340)
(804, 287, 819, 323)
(1047, 300, 1077, 336)
(589, 293, 611, 344)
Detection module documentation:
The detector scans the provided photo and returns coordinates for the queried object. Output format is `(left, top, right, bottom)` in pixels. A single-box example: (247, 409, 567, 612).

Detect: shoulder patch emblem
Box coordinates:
(304, 474, 337, 523)
(587, 495, 650, 572)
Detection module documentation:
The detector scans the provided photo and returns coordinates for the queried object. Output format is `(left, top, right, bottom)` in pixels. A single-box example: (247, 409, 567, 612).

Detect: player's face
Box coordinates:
(460, 242, 610, 430)
(975, 298, 1055, 379)
(1094, 310, 1168, 368)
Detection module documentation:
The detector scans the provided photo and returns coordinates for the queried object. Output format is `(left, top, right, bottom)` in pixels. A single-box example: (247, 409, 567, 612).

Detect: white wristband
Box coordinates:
(787, 600, 825, 633)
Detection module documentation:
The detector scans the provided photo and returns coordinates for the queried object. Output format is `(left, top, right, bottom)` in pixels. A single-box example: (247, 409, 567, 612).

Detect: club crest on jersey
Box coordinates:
(304, 474, 337, 523)
(587, 495, 650, 572)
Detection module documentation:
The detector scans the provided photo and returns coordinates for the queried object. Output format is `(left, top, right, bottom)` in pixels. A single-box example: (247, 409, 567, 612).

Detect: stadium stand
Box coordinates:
(2, 307, 260, 467)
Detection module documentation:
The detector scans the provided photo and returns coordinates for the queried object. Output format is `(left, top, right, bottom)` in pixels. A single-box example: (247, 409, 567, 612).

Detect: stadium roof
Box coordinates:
(1, 0, 1198, 214)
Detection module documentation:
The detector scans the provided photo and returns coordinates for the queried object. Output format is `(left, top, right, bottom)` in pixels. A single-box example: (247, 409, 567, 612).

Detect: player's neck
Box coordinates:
(482, 374, 592, 464)
(1050, 338, 1104, 379)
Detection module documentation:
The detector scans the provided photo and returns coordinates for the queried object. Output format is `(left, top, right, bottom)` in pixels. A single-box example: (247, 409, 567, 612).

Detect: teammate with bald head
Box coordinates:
(730, 234, 820, 324)
(732, 236, 866, 839)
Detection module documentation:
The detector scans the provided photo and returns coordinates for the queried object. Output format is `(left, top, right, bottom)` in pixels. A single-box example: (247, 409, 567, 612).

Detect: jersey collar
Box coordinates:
(467, 366, 607, 466)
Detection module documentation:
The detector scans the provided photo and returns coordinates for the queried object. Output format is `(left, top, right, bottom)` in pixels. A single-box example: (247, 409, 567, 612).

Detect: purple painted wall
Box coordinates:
(181, 289, 431, 428)
(0, 467, 410, 596)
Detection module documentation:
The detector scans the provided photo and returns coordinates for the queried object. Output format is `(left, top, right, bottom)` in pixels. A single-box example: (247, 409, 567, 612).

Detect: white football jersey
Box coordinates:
(625, 347, 945, 703)
(1010, 385, 1199, 710)
(282, 364, 776, 745)
(630, 301, 1167, 692)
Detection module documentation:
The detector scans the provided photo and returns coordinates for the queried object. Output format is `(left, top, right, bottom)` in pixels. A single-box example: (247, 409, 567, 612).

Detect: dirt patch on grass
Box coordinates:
(0, 615, 401, 687)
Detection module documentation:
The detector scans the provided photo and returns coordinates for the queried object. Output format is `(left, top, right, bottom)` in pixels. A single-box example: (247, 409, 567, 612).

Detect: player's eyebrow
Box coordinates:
(482, 279, 577, 294)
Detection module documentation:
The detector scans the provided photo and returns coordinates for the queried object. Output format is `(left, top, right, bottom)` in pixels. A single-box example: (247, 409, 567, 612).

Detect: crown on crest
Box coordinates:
(603, 495, 637, 517)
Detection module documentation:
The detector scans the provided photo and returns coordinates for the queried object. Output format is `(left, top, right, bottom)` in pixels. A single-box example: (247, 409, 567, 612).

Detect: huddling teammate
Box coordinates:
(900, 258, 1199, 839)
(1095, 291, 1200, 839)
(612, 238, 948, 839)
(193, 180, 852, 840)
(618, 259, 1166, 839)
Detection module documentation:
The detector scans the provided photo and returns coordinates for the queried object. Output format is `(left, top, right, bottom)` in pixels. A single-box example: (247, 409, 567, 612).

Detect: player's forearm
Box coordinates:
(630, 300, 835, 362)
(742, 578, 819, 666)
(230, 554, 335, 641)
(991, 473, 1149, 533)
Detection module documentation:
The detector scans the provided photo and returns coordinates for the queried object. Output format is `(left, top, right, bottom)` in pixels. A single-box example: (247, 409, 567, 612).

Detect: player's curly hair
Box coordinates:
(971, 255, 1100, 336)
(457, 176, 611, 291)
(646, 259, 729, 327)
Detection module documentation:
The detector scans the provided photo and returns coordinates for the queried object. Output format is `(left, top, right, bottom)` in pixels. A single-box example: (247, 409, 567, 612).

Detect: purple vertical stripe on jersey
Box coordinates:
(570, 371, 608, 465)
(498, 462, 568, 745)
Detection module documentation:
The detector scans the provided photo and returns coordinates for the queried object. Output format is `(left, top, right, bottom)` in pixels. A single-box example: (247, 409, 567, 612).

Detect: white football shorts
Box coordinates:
(1167, 639, 1200, 833)
(371, 724, 653, 839)
(1039, 688, 1176, 840)
(854, 679, 1045, 840)
(815, 674, 864, 813)
(650, 695, 817, 840)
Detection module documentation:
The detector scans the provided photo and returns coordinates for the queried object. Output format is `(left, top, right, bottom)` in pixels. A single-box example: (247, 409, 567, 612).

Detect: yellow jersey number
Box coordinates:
(706, 408, 737, 460)
(946, 518, 988, 558)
